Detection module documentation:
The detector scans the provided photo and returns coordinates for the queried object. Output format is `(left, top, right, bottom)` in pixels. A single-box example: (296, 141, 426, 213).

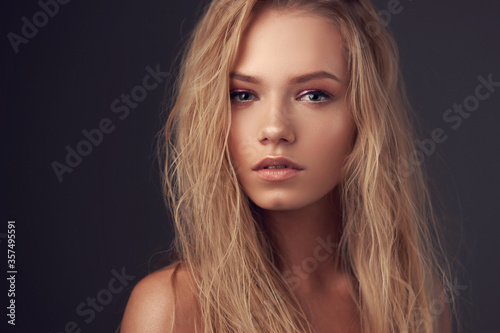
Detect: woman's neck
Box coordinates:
(262, 189, 344, 295)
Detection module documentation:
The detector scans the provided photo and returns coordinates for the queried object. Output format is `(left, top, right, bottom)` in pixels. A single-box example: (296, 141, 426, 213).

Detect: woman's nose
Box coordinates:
(257, 98, 296, 145)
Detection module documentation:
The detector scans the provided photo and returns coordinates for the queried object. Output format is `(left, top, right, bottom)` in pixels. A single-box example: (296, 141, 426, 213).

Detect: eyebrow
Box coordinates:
(230, 71, 341, 84)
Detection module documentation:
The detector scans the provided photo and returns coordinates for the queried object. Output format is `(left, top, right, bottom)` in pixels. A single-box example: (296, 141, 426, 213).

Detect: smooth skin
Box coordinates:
(120, 264, 201, 332)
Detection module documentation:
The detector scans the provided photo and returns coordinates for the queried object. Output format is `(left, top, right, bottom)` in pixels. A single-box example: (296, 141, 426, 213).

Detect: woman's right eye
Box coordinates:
(230, 90, 257, 103)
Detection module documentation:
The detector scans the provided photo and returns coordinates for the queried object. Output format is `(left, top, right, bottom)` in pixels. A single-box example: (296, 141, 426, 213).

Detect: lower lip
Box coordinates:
(254, 168, 302, 181)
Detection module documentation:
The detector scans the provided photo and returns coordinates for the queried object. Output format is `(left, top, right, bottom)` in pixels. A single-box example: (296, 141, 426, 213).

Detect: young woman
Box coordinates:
(121, 0, 457, 332)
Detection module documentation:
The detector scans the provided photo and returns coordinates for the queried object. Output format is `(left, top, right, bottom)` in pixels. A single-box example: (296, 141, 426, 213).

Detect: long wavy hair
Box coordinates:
(158, 0, 457, 331)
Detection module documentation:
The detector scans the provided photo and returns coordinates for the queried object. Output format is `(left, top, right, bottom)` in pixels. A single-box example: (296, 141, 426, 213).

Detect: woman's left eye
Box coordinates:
(297, 90, 332, 103)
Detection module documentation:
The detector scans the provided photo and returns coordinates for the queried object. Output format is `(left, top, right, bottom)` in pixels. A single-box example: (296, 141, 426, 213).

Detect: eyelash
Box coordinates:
(229, 89, 334, 104)
(230, 90, 257, 103)
(298, 90, 334, 103)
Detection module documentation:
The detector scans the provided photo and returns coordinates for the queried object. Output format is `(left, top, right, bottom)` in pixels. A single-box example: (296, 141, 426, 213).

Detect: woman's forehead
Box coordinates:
(232, 8, 347, 84)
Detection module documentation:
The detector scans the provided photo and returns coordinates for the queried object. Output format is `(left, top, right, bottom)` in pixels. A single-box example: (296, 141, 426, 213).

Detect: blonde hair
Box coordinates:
(158, 0, 457, 331)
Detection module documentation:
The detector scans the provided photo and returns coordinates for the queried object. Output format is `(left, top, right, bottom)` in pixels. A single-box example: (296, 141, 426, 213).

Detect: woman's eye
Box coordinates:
(230, 90, 256, 103)
(298, 90, 332, 103)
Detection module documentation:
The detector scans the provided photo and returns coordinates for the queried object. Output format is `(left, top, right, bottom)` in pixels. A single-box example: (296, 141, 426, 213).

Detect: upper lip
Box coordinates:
(252, 157, 303, 171)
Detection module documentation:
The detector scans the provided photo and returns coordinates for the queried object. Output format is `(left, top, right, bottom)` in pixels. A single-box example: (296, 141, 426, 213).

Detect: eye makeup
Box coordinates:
(230, 89, 258, 103)
(229, 88, 335, 105)
(296, 89, 335, 103)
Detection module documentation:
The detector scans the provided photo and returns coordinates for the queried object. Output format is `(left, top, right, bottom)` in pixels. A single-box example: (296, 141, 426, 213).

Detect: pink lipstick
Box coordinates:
(252, 157, 303, 181)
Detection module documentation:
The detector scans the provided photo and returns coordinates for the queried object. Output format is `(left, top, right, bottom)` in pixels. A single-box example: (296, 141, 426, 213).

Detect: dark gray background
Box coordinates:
(2, 0, 499, 332)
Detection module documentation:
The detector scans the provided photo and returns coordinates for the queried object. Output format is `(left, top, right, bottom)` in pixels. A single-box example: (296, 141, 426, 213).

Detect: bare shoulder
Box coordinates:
(120, 261, 200, 333)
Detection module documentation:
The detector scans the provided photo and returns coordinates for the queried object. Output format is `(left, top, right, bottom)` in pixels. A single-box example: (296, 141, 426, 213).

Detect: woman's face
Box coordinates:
(228, 8, 356, 211)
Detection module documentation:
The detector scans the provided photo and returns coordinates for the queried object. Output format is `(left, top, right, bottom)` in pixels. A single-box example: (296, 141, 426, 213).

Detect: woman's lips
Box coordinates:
(252, 156, 303, 181)
(252, 156, 303, 171)
(254, 167, 302, 181)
